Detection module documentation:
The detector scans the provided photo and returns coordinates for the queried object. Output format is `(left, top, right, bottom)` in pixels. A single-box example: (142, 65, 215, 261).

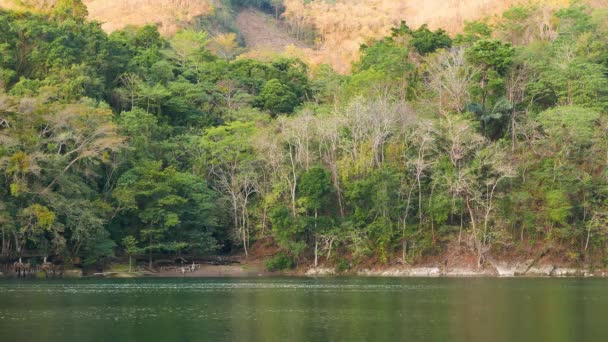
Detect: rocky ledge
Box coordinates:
(305, 264, 600, 277)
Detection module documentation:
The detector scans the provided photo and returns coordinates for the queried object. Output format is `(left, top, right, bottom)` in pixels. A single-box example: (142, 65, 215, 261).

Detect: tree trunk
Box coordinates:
(242, 219, 249, 258)
(458, 211, 463, 244)
(511, 108, 516, 152)
(418, 175, 423, 230)
(585, 222, 591, 252)
(289, 145, 298, 217)
(148, 236, 153, 269)
(1, 229, 6, 256)
(262, 206, 267, 234)
(314, 238, 318, 268)
(465, 196, 482, 268)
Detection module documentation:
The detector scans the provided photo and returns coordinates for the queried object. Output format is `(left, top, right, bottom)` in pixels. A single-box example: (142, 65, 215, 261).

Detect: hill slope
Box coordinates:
(1, 0, 606, 71)
(236, 8, 309, 53)
(85, 0, 212, 34)
(0, 0, 213, 34)
(282, 0, 606, 72)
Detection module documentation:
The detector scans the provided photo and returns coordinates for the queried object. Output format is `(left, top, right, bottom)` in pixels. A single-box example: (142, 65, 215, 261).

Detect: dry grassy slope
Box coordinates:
(236, 9, 309, 51)
(0, 0, 213, 34)
(282, 0, 606, 72)
(1, 0, 606, 71)
(84, 0, 212, 34)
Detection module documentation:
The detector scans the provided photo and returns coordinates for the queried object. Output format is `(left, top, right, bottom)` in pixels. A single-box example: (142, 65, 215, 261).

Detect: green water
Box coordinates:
(0, 277, 607, 341)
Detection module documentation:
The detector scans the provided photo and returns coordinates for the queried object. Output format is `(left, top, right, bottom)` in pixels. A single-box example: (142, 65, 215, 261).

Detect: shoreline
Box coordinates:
(86, 264, 607, 279)
(3, 258, 606, 279)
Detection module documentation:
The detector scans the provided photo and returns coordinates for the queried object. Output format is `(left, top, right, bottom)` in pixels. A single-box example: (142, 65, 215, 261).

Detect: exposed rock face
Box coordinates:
(315, 263, 594, 277)
(526, 265, 556, 276)
(305, 268, 336, 276)
(63, 269, 83, 278)
(444, 268, 496, 277)
(357, 267, 441, 277)
(550, 268, 585, 277)
(491, 259, 535, 277)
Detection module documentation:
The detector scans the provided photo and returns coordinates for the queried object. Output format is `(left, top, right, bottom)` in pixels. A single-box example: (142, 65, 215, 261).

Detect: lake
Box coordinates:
(0, 277, 607, 341)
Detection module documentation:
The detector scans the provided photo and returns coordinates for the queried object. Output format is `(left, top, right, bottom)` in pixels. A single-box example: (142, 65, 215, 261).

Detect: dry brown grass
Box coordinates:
(85, 0, 212, 35)
(0, 0, 213, 35)
(236, 8, 310, 52)
(282, 0, 599, 73)
(2, 0, 606, 71)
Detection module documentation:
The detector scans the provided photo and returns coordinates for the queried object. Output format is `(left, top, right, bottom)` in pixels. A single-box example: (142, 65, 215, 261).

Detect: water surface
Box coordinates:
(0, 277, 606, 341)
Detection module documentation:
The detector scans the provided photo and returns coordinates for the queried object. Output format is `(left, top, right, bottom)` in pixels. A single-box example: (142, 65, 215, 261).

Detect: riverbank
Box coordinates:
(1, 264, 602, 279)
(2, 249, 605, 279)
(88, 260, 604, 279)
(304, 265, 603, 277)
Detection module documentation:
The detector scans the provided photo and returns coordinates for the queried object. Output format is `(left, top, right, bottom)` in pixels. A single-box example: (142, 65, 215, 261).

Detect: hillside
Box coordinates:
(236, 8, 310, 54)
(2, 0, 605, 71)
(0, 0, 213, 34)
(2, 0, 608, 277)
(282, 0, 606, 72)
(84, 0, 212, 34)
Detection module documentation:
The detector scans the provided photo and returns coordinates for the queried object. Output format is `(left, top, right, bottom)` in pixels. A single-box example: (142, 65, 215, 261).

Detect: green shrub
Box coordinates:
(335, 260, 350, 273)
(264, 253, 295, 271)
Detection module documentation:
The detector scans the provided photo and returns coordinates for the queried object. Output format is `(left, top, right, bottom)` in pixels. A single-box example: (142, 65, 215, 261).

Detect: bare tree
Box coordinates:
(425, 47, 477, 115)
(438, 114, 515, 267)
(276, 112, 317, 216)
(316, 115, 346, 216)
(505, 64, 529, 151)
(407, 121, 437, 232)
(117, 73, 142, 110)
(42, 104, 124, 193)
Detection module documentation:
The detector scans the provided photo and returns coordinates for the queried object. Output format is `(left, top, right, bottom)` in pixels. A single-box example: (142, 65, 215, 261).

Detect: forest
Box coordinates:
(1, 1, 608, 271)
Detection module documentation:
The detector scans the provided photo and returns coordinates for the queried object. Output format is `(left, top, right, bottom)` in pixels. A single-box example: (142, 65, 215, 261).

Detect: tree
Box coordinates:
(537, 106, 600, 146)
(122, 235, 139, 272)
(199, 121, 259, 256)
(466, 39, 515, 136)
(113, 162, 218, 267)
(16, 204, 59, 258)
(52, 0, 88, 22)
(454, 20, 492, 45)
(168, 29, 210, 68)
(497, 5, 543, 45)
(411, 25, 452, 55)
(269, 205, 305, 256)
(208, 33, 242, 61)
(256, 79, 299, 115)
(298, 167, 333, 267)
(425, 47, 477, 114)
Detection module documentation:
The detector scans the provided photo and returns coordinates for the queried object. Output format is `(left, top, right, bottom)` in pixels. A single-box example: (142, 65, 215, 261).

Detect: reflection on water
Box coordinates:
(0, 277, 607, 342)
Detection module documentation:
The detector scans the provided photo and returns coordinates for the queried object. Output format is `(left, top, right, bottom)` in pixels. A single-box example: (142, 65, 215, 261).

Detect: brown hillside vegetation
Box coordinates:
(283, 0, 606, 72)
(84, 0, 212, 34)
(236, 8, 310, 52)
(1, 0, 606, 70)
(0, 0, 213, 34)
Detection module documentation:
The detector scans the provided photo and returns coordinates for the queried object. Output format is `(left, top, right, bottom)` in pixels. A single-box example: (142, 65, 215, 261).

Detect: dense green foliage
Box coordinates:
(2, 3, 608, 269)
